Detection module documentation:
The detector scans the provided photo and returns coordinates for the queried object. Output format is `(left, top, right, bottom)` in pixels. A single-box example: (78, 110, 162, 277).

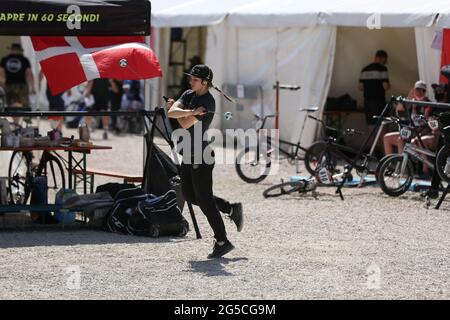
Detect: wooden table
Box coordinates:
(0, 145, 112, 195)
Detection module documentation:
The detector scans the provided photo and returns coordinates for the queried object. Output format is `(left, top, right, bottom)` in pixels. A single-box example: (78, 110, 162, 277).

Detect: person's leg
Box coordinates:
(414, 135, 435, 176)
(190, 163, 227, 242)
(179, 163, 197, 205)
(102, 115, 110, 139)
(6, 84, 24, 125)
(85, 116, 93, 128)
(383, 132, 399, 155)
(215, 196, 232, 214)
(18, 84, 29, 108)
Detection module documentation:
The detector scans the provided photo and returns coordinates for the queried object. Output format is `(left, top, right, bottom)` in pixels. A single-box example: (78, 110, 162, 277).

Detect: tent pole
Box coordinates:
(275, 81, 279, 130)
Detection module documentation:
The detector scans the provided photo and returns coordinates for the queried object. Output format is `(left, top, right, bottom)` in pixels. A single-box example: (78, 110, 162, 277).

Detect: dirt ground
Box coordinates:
(1, 121, 450, 299)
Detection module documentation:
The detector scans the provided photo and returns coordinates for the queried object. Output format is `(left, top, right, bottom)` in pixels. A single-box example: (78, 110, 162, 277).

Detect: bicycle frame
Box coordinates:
(312, 116, 391, 173)
(401, 143, 436, 171)
(252, 109, 315, 164)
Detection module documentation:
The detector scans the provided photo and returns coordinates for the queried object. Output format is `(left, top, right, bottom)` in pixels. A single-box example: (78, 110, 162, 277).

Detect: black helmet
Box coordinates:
(184, 64, 213, 83)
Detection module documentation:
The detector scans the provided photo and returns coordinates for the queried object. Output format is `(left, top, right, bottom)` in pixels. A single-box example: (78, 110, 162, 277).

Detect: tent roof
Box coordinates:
(152, 0, 450, 28)
(150, 0, 254, 27)
(229, 0, 450, 28)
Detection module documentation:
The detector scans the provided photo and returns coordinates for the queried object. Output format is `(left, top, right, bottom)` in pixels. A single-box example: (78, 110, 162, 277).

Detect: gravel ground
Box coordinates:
(1, 121, 450, 299)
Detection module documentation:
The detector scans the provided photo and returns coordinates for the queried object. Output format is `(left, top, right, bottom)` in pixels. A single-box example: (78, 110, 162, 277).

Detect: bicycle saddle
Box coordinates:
(299, 107, 319, 112)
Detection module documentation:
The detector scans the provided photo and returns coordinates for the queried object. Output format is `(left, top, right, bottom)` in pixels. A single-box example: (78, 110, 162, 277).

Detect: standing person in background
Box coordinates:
(0, 43, 35, 125)
(121, 80, 143, 110)
(85, 78, 111, 140)
(0, 43, 35, 108)
(110, 79, 123, 134)
(359, 50, 391, 154)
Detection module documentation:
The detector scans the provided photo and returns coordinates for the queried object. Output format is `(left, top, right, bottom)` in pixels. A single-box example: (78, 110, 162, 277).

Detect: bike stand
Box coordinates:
(435, 184, 450, 209)
(335, 187, 344, 200)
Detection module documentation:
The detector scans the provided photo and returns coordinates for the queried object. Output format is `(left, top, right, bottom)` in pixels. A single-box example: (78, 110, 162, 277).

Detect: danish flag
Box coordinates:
(441, 29, 450, 83)
(31, 36, 162, 95)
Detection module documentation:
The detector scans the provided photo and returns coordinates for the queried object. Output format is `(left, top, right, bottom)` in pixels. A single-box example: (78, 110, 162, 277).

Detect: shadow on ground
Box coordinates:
(185, 257, 249, 276)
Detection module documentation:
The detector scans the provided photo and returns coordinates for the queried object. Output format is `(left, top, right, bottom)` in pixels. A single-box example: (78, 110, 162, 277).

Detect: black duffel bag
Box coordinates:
(128, 190, 189, 237)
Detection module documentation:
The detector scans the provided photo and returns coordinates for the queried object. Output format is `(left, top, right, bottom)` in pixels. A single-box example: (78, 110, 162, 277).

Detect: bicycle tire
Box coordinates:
(235, 146, 272, 183)
(304, 141, 328, 176)
(263, 181, 306, 198)
(8, 151, 32, 204)
(378, 154, 414, 197)
(36, 153, 66, 199)
(435, 145, 450, 183)
(374, 154, 396, 183)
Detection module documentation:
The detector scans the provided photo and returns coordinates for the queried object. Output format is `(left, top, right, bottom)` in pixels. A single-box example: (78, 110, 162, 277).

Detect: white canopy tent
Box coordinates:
(150, 0, 450, 144)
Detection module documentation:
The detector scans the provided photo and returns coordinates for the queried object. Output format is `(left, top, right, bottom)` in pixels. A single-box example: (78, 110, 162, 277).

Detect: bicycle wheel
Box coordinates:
(8, 151, 32, 204)
(435, 145, 450, 182)
(304, 141, 327, 175)
(378, 154, 414, 197)
(315, 147, 343, 177)
(263, 181, 307, 198)
(36, 153, 66, 204)
(374, 154, 396, 183)
(235, 145, 272, 183)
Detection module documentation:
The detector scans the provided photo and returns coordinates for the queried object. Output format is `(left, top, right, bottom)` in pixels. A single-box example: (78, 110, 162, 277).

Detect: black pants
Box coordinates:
(364, 99, 386, 125)
(180, 162, 232, 242)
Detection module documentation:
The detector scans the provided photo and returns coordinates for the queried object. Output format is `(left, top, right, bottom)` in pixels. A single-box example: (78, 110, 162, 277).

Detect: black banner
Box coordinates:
(0, 0, 151, 36)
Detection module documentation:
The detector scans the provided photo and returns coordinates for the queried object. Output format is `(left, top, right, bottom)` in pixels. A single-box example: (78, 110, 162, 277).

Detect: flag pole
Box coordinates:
(143, 31, 151, 174)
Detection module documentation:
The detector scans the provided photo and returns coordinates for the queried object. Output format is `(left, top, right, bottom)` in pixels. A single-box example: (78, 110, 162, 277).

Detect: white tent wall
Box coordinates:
(415, 26, 442, 97)
(155, 28, 171, 106)
(204, 22, 227, 130)
(210, 25, 336, 146)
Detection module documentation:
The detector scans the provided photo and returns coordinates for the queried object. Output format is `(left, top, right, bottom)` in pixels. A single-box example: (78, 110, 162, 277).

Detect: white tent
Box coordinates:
(151, 0, 450, 145)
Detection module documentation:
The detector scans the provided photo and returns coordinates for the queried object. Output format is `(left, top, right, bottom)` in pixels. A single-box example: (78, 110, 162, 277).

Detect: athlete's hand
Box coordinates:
(165, 98, 175, 110)
(192, 106, 206, 116)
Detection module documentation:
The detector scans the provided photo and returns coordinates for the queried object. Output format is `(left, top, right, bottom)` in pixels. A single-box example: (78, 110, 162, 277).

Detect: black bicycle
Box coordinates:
(262, 123, 369, 199)
(304, 115, 396, 185)
(235, 107, 323, 183)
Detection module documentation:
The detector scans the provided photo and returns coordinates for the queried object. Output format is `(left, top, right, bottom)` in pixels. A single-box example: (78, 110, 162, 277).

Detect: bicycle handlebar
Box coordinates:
(273, 84, 301, 91)
(344, 128, 364, 136)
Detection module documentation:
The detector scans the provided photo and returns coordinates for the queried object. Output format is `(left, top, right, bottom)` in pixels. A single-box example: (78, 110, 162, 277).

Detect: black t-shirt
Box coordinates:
(176, 89, 215, 160)
(0, 54, 31, 84)
(359, 62, 389, 101)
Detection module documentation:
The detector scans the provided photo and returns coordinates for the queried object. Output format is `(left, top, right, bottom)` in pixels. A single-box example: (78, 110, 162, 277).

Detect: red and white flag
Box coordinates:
(441, 29, 450, 83)
(31, 36, 162, 95)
